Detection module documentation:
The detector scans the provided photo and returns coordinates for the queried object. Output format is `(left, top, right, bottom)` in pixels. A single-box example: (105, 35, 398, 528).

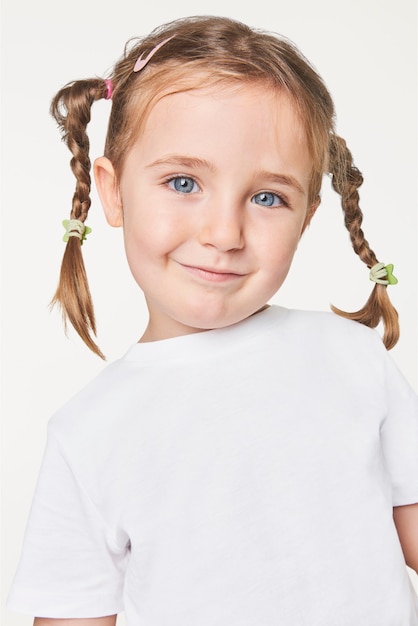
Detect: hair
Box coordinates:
(50, 15, 399, 358)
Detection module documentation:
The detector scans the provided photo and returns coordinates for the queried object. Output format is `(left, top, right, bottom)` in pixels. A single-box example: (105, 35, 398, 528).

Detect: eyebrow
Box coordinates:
(146, 155, 216, 172)
(254, 170, 306, 196)
(146, 155, 306, 195)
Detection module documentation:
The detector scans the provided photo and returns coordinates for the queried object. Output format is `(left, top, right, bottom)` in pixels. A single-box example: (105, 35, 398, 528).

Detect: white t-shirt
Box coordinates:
(8, 306, 418, 625)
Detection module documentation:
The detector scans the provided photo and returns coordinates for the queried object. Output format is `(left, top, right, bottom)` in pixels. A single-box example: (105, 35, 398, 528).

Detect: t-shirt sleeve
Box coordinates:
(380, 351, 418, 507)
(7, 427, 129, 618)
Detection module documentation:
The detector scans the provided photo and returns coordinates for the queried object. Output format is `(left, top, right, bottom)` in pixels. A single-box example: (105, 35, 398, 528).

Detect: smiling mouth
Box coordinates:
(178, 263, 247, 283)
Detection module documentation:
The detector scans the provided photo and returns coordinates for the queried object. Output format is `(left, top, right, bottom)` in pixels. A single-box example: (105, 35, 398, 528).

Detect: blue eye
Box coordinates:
(252, 192, 284, 207)
(168, 176, 199, 194)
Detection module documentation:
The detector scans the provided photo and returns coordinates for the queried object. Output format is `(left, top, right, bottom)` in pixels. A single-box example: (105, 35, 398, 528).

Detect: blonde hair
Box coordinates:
(50, 15, 399, 357)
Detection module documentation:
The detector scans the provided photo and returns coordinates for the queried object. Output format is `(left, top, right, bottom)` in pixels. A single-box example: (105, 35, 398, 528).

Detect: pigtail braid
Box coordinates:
(50, 79, 109, 359)
(328, 134, 399, 349)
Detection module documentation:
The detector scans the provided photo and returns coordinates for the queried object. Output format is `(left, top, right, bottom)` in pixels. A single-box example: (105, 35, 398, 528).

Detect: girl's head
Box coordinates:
(51, 15, 398, 357)
(102, 16, 333, 205)
(97, 82, 315, 343)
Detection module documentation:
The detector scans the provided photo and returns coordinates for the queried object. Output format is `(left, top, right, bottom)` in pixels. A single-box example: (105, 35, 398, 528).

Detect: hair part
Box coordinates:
(50, 15, 399, 356)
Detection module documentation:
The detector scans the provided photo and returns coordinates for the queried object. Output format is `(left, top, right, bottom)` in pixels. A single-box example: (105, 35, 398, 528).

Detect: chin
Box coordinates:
(182, 308, 252, 332)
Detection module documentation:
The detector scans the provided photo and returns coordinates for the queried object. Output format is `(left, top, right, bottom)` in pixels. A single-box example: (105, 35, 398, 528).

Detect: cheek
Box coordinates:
(122, 211, 182, 272)
(123, 234, 146, 284)
(121, 214, 151, 278)
(261, 223, 303, 264)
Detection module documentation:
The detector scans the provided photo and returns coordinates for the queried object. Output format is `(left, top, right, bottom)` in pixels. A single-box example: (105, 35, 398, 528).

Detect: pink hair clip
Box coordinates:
(133, 35, 175, 72)
(105, 79, 113, 100)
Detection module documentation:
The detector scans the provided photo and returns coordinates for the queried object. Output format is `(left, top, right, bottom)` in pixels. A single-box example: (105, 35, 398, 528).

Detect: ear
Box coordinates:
(94, 156, 123, 227)
(301, 197, 320, 235)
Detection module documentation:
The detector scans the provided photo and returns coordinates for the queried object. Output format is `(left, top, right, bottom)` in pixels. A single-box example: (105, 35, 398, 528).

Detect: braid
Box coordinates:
(50, 78, 109, 359)
(329, 134, 399, 349)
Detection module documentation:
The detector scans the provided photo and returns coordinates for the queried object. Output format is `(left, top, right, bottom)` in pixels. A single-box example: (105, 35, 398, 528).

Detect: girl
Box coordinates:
(7, 14, 418, 626)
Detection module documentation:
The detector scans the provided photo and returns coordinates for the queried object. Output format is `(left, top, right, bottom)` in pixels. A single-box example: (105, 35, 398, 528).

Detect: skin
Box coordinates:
(393, 503, 418, 573)
(33, 615, 117, 626)
(95, 85, 317, 342)
(35, 83, 417, 624)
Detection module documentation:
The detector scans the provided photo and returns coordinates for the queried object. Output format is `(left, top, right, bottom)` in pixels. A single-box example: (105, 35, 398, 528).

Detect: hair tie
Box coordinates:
(133, 35, 175, 72)
(104, 79, 113, 100)
(62, 219, 92, 244)
(369, 262, 398, 285)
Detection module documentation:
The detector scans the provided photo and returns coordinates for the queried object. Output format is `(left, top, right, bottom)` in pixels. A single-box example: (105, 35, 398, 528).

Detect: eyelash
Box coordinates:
(164, 175, 290, 208)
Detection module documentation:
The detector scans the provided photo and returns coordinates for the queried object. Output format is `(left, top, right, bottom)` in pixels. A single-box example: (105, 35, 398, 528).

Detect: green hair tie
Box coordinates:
(62, 219, 92, 245)
(369, 262, 398, 285)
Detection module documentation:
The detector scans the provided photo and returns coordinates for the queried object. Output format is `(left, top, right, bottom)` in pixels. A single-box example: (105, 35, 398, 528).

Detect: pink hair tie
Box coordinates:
(133, 35, 175, 72)
(105, 79, 113, 100)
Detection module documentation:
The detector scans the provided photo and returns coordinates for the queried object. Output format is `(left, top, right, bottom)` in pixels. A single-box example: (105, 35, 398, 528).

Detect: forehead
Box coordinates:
(132, 73, 305, 138)
(133, 83, 312, 182)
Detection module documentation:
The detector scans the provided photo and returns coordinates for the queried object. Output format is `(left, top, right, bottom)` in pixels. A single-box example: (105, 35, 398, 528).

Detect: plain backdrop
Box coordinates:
(1, 0, 417, 624)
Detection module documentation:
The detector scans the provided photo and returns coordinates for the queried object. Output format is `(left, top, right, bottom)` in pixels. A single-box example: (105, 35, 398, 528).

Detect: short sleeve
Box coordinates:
(380, 353, 418, 506)
(7, 427, 129, 618)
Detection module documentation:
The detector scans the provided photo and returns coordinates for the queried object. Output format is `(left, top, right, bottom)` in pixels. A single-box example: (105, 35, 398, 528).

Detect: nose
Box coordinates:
(198, 199, 244, 252)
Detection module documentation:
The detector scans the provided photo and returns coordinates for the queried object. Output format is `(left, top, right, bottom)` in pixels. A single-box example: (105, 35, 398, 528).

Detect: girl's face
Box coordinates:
(95, 83, 317, 342)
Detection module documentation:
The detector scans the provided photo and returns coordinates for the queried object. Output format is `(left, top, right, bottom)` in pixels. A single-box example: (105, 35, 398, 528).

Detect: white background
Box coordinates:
(1, 0, 417, 624)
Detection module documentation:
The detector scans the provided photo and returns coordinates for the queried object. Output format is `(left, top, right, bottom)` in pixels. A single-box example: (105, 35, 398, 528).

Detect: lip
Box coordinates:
(177, 262, 247, 283)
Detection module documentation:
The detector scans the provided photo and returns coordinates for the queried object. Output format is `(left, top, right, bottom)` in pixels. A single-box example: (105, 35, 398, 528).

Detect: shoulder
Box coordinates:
(268, 306, 385, 354)
(47, 354, 139, 443)
(258, 307, 397, 394)
(44, 352, 150, 486)
(281, 306, 375, 333)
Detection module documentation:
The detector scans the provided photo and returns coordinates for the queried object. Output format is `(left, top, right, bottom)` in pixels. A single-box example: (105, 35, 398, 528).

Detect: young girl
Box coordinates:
(7, 14, 418, 626)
